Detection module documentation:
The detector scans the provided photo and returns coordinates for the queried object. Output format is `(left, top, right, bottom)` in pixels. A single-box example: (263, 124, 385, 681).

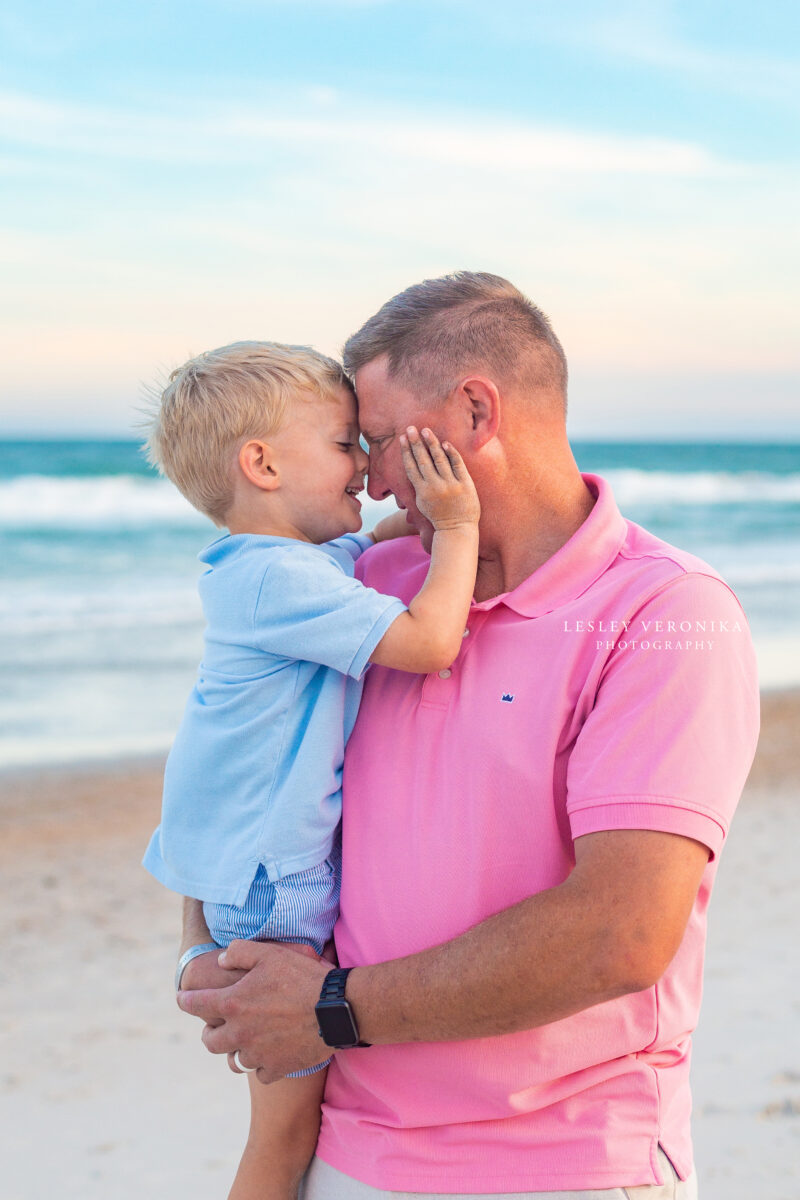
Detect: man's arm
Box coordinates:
(177, 828, 709, 1080)
(350, 828, 709, 1042)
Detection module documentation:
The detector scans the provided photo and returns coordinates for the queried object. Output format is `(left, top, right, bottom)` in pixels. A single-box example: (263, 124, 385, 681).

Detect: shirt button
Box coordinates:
(438, 668, 452, 679)
(462, 628, 470, 637)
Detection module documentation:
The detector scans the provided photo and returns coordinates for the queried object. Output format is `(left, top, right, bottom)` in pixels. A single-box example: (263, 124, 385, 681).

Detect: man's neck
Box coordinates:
(473, 470, 595, 603)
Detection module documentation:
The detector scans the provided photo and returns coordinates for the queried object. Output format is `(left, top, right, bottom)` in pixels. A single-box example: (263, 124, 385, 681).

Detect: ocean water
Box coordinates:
(1, 439, 798, 769)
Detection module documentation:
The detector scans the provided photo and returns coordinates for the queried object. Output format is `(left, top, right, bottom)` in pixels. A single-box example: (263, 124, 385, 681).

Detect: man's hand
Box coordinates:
(180, 947, 247, 993)
(177, 939, 332, 1083)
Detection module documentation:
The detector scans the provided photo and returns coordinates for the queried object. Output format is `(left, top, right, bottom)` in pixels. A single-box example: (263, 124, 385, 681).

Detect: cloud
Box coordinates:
(0, 82, 797, 433)
(584, 4, 800, 109)
(0, 87, 734, 176)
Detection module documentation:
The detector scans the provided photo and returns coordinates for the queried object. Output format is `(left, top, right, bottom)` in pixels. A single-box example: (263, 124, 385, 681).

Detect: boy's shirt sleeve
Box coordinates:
(326, 532, 374, 562)
(252, 545, 406, 680)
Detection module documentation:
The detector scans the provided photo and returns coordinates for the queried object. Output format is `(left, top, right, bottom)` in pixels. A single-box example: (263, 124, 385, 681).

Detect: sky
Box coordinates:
(0, 0, 798, 438)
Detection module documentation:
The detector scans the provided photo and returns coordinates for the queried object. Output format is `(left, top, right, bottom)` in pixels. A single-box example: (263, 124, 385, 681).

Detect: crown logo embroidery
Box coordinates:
(501, 693, 514, 703)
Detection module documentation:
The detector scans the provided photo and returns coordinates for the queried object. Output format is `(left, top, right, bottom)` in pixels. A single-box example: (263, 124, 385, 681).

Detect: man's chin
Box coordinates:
(401, 508, 433, 552)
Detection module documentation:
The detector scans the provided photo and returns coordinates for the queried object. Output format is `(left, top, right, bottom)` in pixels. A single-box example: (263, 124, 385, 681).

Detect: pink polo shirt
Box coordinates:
(318, 474, 759, 1194)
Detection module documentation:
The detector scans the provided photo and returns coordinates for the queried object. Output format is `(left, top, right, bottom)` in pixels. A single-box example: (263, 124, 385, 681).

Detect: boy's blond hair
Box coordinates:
(144, 341, 351, 525)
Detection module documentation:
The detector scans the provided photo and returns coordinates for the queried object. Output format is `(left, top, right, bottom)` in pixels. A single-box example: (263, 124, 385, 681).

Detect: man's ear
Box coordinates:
(238, 439, 281, 491)
(455, 377, 501, 448)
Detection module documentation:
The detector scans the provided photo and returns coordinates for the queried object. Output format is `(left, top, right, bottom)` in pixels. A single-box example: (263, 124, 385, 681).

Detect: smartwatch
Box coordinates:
(315, 967, 371, 1049)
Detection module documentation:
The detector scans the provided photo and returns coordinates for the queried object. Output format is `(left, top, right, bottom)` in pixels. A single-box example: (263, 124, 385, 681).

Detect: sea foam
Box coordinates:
(0, 475, 398, 530)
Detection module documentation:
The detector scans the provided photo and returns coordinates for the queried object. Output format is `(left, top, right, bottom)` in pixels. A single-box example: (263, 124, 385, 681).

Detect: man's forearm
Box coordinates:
(348, 879, 623, 1043)
(174, 830, 708, 1078)
(347, 829, 709, 1044)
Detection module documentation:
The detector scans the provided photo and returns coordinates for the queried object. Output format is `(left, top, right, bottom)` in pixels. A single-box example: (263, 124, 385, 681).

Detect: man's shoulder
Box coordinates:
(618, 519, 727, 587)
(611, 518, 746, 620)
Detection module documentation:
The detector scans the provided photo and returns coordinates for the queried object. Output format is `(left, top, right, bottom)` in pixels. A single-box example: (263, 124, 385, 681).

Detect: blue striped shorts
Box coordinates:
(203, 846, 341, 1078)
(203, 849, 341, 955)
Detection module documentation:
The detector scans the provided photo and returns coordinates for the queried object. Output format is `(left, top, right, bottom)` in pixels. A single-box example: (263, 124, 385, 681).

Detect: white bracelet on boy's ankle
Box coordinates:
(175, 942, 220, 991)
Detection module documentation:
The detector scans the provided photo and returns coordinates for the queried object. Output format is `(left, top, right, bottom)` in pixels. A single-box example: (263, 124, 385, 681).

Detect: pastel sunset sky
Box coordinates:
(1, 0, 797, 437)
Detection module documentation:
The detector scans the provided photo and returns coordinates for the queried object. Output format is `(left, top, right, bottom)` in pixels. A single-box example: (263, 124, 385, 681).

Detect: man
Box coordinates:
(178, 272, 759, 1198)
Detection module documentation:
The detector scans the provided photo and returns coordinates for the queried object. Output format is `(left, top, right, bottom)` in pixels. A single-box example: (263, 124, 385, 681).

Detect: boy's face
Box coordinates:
(269, 385, 369, 544)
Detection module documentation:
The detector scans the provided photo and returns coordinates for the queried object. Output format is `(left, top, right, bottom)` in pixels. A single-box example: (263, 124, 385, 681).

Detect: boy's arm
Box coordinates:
(176, 897, 328, 994)
(178, 897, 245, 991)
(180, 895, 214, 956)
(369, 427, 479, 674)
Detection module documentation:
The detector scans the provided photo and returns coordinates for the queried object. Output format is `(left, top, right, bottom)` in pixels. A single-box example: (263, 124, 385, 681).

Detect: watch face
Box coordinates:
(316, 1001, 359, 1048)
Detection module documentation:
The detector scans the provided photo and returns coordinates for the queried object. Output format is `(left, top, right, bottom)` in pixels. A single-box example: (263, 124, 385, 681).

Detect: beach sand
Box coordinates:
(1, 691, 798, 1200)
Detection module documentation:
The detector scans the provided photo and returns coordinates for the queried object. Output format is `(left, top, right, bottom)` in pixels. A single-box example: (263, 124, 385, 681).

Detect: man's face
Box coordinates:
(355, 357, 456, 552)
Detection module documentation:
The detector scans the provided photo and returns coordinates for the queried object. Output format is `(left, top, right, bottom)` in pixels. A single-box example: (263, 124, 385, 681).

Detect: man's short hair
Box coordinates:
(143, 341, 350, 525)
(342, 271, 568, 406)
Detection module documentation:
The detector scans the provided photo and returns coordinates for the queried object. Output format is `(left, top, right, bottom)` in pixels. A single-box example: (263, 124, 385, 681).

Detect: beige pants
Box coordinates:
(301, 1146, 698, 1200)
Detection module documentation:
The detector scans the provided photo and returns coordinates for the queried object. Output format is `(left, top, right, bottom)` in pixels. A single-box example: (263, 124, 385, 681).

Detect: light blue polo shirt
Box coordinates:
(143, 531, 406, 906)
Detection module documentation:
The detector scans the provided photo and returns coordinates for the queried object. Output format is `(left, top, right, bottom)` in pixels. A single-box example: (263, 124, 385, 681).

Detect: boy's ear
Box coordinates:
(238, 439, 281, 491)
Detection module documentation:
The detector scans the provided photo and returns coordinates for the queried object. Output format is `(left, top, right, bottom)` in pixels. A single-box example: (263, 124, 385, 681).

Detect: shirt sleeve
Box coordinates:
(325, 532, 374, 563)
(565, 572, 760, 859)
(252, 546, 407, 680)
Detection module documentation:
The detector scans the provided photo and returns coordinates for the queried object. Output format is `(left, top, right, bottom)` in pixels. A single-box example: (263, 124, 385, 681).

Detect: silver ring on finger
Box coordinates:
(227, 1049, 258, 1074)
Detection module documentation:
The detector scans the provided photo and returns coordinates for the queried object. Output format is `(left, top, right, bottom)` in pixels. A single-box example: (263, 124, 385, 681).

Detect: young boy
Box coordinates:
(142, 341, 480, 1199)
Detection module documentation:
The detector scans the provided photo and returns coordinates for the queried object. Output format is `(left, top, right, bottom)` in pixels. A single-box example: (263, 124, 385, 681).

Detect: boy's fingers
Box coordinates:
(403, 427, 432, 479)
(442, 441, 466, 480)
(400, 434, 421, 481)
(420, 429, 452, 478)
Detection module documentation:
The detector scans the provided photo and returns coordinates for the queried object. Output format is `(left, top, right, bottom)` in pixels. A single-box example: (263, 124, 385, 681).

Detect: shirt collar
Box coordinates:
(471, 474, 628, 618)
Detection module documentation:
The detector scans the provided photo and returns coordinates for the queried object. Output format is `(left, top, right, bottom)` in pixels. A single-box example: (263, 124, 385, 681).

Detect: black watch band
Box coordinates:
(315, 967, 371, 1050)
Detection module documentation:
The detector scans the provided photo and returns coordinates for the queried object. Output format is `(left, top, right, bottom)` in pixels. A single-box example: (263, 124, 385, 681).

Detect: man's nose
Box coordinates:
(366, 458, 391, 501)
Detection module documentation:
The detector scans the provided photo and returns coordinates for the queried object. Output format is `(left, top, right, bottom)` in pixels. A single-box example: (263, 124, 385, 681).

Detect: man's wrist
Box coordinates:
(315, 966, 372, 1049)
(338, 964, 386, 1046)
